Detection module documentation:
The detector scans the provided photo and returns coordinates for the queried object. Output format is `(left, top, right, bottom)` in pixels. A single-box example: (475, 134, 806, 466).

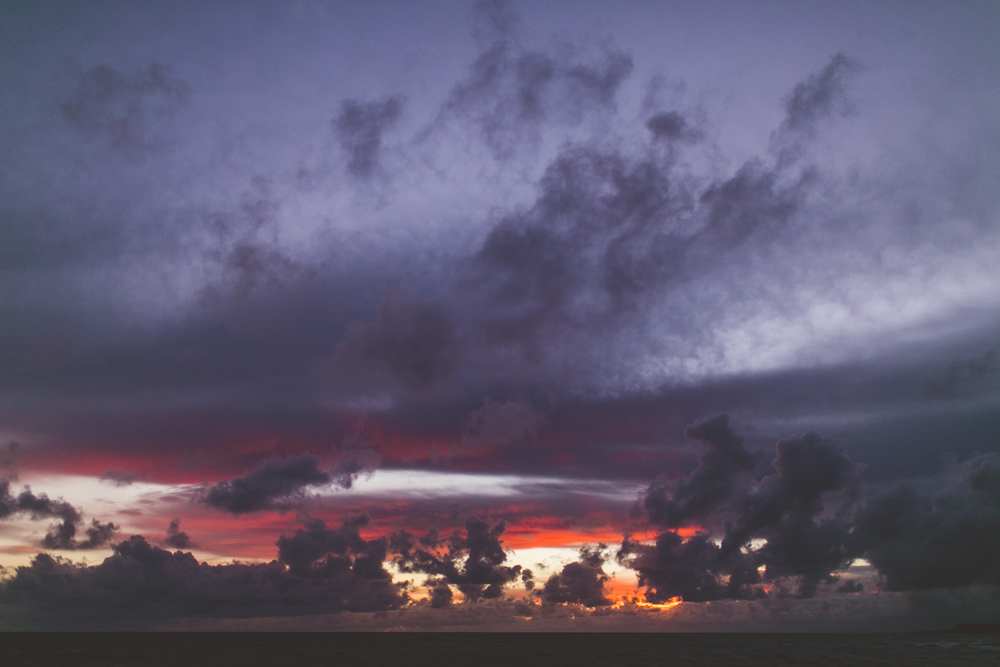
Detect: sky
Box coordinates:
(0, 0, 998, 631)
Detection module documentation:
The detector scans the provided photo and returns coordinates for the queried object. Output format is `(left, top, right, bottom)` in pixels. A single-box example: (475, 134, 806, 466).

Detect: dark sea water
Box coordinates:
(2, 632, 999, 666)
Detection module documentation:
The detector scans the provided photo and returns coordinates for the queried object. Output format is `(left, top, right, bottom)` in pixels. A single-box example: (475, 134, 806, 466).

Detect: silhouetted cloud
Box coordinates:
(391, 515, 525, 602)
(162, 519, 194, 549)
(627, 419, 863, 600)
(643, 414, 761, 529)
(540, 544, 612, 607)
(0, 518, 407, 629)
(202, 454, 332, 514)
(1, 482, 118, 550)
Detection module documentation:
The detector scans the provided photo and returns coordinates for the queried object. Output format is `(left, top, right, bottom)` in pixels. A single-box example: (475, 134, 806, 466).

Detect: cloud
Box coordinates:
(100, 470, 138, 487)
(626, 418, 864, 601)
(462, 397, 545, 448)
(923, 349, 999, 397)
(329, 291, 459, 391)
(438, 0, 632, 159)
(856, 452, 1000, 591)
(335, 96, 404, 178)
(162, 519, 194, 549)
(781, 53, 858, 134)
(0, 517, 407, 629)
(60, 63, 190, 157)
(539, 544, 612, 607)
(643, 414, 761, 529)
(0, 442, 17, 481)
(0, 482, 118, 550)
(202, 454, 333, 514)
(391, 515, 526, 602)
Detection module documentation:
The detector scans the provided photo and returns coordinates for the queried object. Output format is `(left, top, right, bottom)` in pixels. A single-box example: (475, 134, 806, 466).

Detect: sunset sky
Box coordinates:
(1, 0, 998, 631)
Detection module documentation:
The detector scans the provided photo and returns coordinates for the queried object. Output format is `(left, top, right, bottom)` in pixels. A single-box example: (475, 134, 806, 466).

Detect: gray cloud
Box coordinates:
(438, 0, 632, 159)
(856, 452, 1000, 591)
(335, 96, 404, 178)
(781, 53, 858, 135)
(643, 414, 761, 529)
(329, 291, 459, 391)
(0, 442, 17, 480)
(60, 63, 190, 158)
(625, 419, 865, 601)
(461, 396, 545, 448)
(202, 454, 333, 514)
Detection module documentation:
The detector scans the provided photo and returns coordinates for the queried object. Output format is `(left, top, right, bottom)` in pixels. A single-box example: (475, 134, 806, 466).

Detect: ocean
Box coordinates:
(2, 631, 999, 666)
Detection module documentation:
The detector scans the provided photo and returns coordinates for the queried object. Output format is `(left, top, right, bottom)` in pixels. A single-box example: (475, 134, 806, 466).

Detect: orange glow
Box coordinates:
(633, 597, 683, 611)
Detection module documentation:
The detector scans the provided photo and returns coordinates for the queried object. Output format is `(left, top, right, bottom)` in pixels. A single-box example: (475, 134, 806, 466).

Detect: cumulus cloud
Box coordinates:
(626, 418, 864, 600)
(0, 482, 118, 550)
(629, 416, 1000, 603)
(540, 544, 612, 608)
(162, 519, 194, 550)
(391, 515, 526, 602)
(856, 452, 1000, 591)
(0, 516, 407, 629)
(643, 414, 761, 529)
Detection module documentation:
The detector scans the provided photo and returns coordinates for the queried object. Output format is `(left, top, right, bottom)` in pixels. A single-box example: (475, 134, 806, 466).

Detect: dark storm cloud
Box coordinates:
(61, 63, 190, 157)
(721, 431, 862, 598)
(540, 544, 612, 607)
(162, 519, 194, 550)
(629, 415, 1000, 602)
(0, 482, 118, 550)
(202, 454, 332, 514)
(856, 452, 1000, 591)
(202, 177, 300, 305)
(0, 517, 407, 629)
(391, 515, 526, 602)
(329, 291, 459, 391)
(625, 418, 865, 600)
(619, 530, 765, 603)
(462, 50, 830, 357)
(439, 0, 632, 159)
(923, 349, 999, 397)
(643, 414, 761, 529)
(335, 96, 404, 178)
